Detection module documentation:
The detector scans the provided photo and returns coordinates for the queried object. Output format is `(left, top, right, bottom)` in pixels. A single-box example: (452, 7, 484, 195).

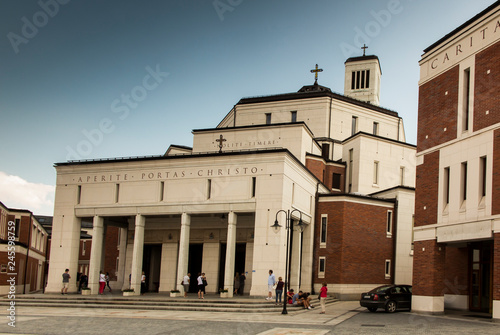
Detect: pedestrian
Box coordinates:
(61, 269, 70, 295)
(79, 273, 88, 292)
(141, 271, 146, 295)
(99, 270, 106, 295)
(287, 288, 294, 304)
(275, 276, 284, 304)
(319, 282, 328, 314)
(197, 272, 206, 299)
(105, 272, 112, 292)
(266, 269, 276, 300)
(182, 273, 190, 297)
(239, 272, 246, 295)
(234, 272, 240, 295)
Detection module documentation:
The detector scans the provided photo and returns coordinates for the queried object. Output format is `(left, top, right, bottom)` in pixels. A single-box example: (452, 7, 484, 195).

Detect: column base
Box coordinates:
(493, 300, 500, 321)
(412, 295, 444, 314)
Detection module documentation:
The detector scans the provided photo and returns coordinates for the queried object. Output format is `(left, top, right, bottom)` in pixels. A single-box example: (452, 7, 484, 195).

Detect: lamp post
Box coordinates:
(271, 209, 305, 314)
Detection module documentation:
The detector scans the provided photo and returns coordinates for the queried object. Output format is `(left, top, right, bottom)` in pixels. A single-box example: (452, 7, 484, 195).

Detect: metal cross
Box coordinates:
(362, 44, 368, 56)
(216, 134, 226, 153)
(310, 64, 323, 84)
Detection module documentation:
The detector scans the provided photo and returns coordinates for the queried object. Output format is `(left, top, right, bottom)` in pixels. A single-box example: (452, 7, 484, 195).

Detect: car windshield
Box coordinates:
(372, 285, 393, 293)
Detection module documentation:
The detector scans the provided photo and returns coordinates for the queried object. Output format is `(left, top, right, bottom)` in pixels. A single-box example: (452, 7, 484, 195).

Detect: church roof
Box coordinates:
(344, 54, 382, 74)
(237, 84, 397, 118)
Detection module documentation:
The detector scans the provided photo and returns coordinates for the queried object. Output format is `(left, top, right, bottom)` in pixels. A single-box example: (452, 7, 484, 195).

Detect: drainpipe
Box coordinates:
(392, 199, 399, 285)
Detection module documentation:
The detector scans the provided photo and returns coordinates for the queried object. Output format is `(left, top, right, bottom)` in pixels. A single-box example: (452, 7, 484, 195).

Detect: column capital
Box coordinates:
(228, 211, 237, 226)
(93, 215, 104, 228)
(135, 214, 145, 227)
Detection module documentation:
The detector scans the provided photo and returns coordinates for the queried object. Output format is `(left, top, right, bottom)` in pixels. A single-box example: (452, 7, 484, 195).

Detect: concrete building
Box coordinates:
(46, 56, 415, 298)
(413, 1, 500, 319)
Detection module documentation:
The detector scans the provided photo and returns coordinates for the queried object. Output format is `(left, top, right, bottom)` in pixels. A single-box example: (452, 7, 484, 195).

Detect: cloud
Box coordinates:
(0, 171, 55, 216)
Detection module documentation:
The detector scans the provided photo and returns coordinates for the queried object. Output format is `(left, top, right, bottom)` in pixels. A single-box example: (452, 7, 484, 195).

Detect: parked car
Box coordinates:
(359, 284, 412, 313)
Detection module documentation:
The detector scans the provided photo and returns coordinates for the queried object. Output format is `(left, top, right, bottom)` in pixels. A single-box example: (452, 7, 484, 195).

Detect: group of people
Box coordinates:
(267, 269, 328, 314)
(181, 272, 208, 298)
(233, 272, 246, 295)
(62, 269, 113, 295)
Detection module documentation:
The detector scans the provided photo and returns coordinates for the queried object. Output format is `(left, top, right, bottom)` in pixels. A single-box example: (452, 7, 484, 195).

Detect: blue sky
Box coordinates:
(0, 0, 496, 215)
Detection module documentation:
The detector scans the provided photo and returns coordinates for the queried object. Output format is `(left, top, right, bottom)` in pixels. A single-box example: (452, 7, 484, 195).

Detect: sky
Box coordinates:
(0, 0, 497, 215)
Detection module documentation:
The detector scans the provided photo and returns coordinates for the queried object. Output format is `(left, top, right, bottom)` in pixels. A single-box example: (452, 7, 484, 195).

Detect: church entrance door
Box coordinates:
(143, 244, 161, 293)
(188, 244, 203, 293)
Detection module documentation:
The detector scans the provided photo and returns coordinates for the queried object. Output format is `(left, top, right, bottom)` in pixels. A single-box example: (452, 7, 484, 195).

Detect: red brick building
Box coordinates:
(0, 202, 48, 294)
(413, 1, 500, 319)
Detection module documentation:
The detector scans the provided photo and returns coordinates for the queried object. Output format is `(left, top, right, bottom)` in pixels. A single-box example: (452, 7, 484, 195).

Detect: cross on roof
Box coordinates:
(361, 44, 368, 56)
(216, 134, 226, 153)
(310, 64, 323, 85)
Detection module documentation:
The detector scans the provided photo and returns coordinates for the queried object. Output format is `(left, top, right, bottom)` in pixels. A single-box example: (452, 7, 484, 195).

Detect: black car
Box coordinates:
(359, 284, 412, 313)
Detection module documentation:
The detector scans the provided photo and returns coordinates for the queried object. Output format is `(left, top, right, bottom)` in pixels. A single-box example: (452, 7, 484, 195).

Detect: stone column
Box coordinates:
(130, 214, 145, 295)
(88, 215, 104, 294)
(224, 212, 237, 297)
(117, 227, 128, 290)
(176, 213, 191, 292)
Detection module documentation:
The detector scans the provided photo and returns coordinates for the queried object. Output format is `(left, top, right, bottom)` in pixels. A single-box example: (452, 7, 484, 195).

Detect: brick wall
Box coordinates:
(325, 165, 346, 193)
(412, 240, 446, 296)
(415, 151, 439, 227)
(493, 129, 500, 215)
(104, 226, 119, 281)
(474, 40, 500, 131)
(315, 199, 394, 285)
(443, 246, 468, 295)
(417, 65, 459, 152)
(306, 158, 325, 184)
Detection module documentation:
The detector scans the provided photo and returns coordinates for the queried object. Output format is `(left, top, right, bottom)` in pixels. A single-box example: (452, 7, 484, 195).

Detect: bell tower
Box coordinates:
(344, 46, 381, 106)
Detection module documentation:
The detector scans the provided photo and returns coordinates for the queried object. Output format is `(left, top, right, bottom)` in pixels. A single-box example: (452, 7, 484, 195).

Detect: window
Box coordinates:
(251, 177, 256, 198)
(207, 179, 212, 199)
(0, 264, 6, 273)
(321, 143, 330, 160)
(291, 111, 297, 123)
(320, 215, 327, 245)
(318, 257, 326, 278)
(332, 173, 341, 190)
(115, 184, 120, 203)
(351, 70, 370, 89)
(400, 167, 405, 186)
(351, 116, 358, 135)
(265, 113, 271, 125)
(444, 167, 450, 206)
(480, 156, 487, 198)
(373, 161, 379, 185)
(14, 219, 20, 238)
(385, 260, 391, 279)
(348, 149, 353, 193)
(461, 162, 467, 202)
(386, 211, 393, 236)
(77, 185, 82, 204)
(160, 181, 164, 201)
(82, 240, 86, 256)
(373, 122, 379, 135)
(463, 68, 471, 132)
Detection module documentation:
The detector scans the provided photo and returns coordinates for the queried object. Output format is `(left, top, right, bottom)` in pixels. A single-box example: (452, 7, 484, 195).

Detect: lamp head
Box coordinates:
(271, 220, 282, 234)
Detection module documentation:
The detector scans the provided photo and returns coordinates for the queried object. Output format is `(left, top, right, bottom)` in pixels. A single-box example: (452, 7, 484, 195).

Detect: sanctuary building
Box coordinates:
(46, 55, 415, 299)
(413, 1, 500, 319)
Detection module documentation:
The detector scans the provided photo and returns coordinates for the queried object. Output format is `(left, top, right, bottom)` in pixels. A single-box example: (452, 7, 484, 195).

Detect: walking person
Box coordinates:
(266, 269, 276, 300)
(98, 270, 106, 295)
(239, 272, 246, 295)
(275, 276, 284, 304)
(182, 273, 190, 297)
(61, 269, 71, 295)
(141, 271, 147, 295)
(319, 282, 328, 314)
(105, 272, 112, 292)
(233, 272, 240, 295)
(197, 272, 206, 299)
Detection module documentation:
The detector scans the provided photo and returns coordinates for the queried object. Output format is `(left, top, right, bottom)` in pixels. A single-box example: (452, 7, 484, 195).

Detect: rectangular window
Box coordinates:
(291, 111, 297, 123)
(351, 116, 358, 135)
(251, 177, 256, 198)
(77, 185, 82, 204)
(115, 184, 120, 203)
(356, 71, 360, 89)
(461, 162, 468, 202)
(15, 219, 20, 238)
(320, 215, 327, 244)
(444, 167, 450, 205)
(373, 161, 379, 185)
(332, 173, 341, 190)
(361, 70, 365, 89)
(373, 122, 379, 135)
(480, 156, 487, 198)
(386, 211, 393, 236)
(159, 181, 165, 202)
(265, 113, 271, 125)
(318, 257, 326, 278)
(385, 260, 391, 278)
(0, 264, 6, 273)
(365, 70, 370, 88)
(207, 179, 212, 199)
(348, 149, 353, 193)
(351, 71, 355, 89)
(463, 68, 471, 132)
(321, 143, 330, 160)
(82, 240, 86, 256)
(400, 167, 405, 186)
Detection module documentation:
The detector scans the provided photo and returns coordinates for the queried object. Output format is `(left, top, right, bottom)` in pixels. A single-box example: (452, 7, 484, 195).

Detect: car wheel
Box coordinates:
(385, 300, 397, 313)
(367, 307, 377, 312)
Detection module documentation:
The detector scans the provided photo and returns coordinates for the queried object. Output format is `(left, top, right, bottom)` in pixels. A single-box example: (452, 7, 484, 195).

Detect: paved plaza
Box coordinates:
(1, 300, 499, 334)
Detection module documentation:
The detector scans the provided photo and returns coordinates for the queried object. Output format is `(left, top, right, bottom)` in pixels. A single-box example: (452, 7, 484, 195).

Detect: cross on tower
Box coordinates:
(361, 44, 368, 56)
(310, 64, 323, 85)
(216, 134, 226, 153)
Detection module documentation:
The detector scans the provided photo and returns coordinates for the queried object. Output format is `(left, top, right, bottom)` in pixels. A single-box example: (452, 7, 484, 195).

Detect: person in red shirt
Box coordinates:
(319, 282, 328, 314)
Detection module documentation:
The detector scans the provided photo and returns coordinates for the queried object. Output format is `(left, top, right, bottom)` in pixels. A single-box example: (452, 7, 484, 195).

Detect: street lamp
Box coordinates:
(271, 209, 305, 314)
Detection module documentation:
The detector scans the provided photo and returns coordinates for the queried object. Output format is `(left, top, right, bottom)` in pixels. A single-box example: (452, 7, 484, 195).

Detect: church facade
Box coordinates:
(46, 55, 415, 298)
(413, 2, 500, 319)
